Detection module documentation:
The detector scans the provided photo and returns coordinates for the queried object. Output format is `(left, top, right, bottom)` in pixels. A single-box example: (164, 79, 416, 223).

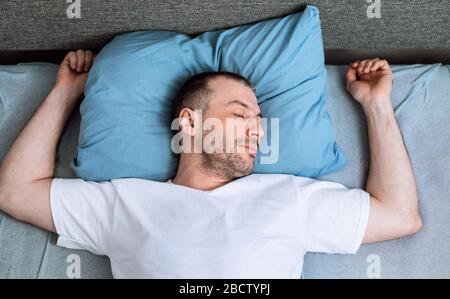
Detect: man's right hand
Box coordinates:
(346, 58, 393, 107)
(0, 50, 97, 234)
(55, 50, 95, 99)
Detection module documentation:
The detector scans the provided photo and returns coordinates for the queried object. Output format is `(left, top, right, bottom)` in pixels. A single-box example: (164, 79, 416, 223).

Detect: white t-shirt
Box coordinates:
(50, 173, 370, 279)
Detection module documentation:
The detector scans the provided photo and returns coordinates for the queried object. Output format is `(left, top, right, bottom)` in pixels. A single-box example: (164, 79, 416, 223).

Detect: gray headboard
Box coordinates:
(1, 0, 449, 64)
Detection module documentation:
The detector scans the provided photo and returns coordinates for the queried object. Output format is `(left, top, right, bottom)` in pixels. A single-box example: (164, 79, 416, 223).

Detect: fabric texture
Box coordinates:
(50, 174, 369, 278)
(0, 63, 449, 278)
(1, 0, 449, 50)
(73, 5, 346, 182)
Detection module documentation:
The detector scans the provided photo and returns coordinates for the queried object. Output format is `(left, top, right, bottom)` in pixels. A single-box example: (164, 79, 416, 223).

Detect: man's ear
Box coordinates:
(179, 108, 196, 136)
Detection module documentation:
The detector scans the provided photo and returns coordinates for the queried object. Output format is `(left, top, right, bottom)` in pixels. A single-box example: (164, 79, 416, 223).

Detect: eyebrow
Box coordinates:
(228, 100, 262, 117)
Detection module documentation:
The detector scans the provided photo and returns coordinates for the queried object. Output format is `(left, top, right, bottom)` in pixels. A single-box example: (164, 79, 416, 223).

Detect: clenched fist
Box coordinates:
(346, 58, 393, 107)
(55, 49, 95, 98)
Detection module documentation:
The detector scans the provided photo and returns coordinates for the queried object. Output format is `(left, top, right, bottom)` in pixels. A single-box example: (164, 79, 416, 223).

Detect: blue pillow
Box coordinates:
(73, 5, 346, 181)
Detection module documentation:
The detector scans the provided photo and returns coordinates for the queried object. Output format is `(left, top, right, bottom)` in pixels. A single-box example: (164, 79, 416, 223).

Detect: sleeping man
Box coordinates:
(0, 50, 421, 278)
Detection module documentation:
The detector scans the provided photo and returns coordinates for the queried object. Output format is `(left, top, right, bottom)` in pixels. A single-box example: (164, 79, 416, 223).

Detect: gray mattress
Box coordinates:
(1, 0, 449, 50)
(0, 62, 449, 278)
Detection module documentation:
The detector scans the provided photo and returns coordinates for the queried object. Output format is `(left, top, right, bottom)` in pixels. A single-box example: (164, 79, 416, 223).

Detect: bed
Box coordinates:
(0, 0, 449, 278)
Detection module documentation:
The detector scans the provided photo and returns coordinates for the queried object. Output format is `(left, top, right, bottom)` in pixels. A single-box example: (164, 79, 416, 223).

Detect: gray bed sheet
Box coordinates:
(0, 63, 449, 278)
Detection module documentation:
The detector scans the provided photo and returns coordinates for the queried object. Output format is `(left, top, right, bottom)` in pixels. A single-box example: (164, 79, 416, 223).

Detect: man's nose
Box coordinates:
(247, 118, 264, 143)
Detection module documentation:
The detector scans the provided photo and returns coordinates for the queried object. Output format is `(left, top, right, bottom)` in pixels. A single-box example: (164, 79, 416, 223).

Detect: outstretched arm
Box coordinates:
(0, 50, 94, 232)
(346, 59, 422, 244)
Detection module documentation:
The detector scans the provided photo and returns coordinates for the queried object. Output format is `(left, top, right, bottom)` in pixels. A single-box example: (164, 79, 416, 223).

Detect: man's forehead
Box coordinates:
(209, 77, 258, 107)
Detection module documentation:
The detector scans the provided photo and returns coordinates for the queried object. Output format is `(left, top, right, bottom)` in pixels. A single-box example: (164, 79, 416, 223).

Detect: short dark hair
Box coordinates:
(172, 71, 254, 121)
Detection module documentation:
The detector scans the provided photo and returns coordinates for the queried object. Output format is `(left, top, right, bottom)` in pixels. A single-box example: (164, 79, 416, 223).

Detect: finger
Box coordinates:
(357, 60, 370, 73)
(346, 64, 357, 91)
(370, 60, 383, 71)
(364, 59, 378, 73)
(84, 50, 94, 72)
(76, 50, 85, 72)
(351, 60, 361, 68)
(65, 51, 77, 69)
(371, 59, 389, 72)
(62, 51, 72, 65)
(369, 58, 381, 71)
(378, 59, 391, 71)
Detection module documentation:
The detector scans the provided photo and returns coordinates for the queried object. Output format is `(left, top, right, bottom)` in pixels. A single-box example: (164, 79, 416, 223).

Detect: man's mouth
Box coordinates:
(242, 144, 258, 157)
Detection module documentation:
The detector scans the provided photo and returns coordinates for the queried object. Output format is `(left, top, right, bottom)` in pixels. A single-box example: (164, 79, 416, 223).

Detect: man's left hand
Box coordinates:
(346, 58, 393, 108)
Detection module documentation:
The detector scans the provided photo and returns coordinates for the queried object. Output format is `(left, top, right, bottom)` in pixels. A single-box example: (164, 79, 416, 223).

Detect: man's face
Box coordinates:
(198, 77, 264, 180)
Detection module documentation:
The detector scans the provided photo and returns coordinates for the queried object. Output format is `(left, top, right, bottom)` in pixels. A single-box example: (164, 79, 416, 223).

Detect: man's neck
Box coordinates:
(172, 154, 231, 191)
